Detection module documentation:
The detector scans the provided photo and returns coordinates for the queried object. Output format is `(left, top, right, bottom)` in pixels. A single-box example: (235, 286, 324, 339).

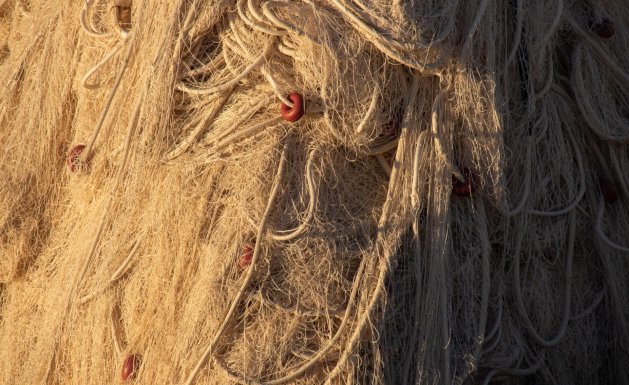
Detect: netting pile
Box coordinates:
(1, 0, 628, 384)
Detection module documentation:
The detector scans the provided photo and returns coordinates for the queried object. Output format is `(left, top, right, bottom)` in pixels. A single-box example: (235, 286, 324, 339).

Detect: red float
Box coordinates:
(280, 92, 304, 122)
(594, 18, 615, 39)
(599, 178, 619, 204)
(121, 354, 141, 382)
(66, 143, 87, 173)
(452, 168, 477, 197)
(238, 244, 254, 270)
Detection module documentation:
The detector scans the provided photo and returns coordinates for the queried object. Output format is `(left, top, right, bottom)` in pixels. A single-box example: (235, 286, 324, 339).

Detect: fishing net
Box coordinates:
(0, 0, 628, 384)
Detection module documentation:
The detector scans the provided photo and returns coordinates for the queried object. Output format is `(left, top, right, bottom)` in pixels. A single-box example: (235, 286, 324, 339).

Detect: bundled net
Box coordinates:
(0, 0, 628, 384)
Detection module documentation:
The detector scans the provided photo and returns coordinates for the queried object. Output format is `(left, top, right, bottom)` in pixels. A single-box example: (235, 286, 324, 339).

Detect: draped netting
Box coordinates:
(0, 0, 627, 384)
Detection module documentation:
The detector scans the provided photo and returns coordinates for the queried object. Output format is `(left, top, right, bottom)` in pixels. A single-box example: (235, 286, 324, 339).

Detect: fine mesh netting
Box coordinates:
(0, 0, 628, 384)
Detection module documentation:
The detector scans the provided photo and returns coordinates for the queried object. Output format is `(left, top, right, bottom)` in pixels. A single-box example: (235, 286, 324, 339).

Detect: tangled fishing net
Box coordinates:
(1, 0, 628, 384)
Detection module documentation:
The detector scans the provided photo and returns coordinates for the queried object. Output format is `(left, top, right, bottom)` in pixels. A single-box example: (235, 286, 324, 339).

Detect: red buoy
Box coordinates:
(280, 92, 304, 122)
(121, 354, 141, 382)
(593, 18, 615, 39)
(238, 244, 254, 270)
(452, 168, 477, 197)
(66, 143, 86, 173)
(599, 178, 619, 204)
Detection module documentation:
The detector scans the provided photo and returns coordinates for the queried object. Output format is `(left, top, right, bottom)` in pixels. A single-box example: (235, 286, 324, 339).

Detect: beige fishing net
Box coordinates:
(0, 0, 628, 384)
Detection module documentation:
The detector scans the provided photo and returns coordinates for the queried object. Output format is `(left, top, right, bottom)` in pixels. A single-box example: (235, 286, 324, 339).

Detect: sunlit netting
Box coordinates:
(0, 0, 628, 384)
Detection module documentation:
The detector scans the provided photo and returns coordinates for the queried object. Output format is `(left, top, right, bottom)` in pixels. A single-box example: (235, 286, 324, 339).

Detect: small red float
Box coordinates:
(599, 178, 619, 204)
(238, 244, 254, 270)
(121, 354, 141, 382)
(280, 92, 304, 122)
(593, 18, 615, 39)
(452, 168, 477, 197)
(66, 143, 87, 173)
